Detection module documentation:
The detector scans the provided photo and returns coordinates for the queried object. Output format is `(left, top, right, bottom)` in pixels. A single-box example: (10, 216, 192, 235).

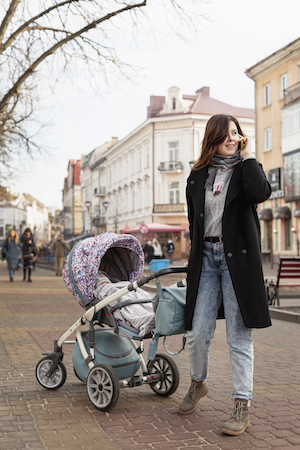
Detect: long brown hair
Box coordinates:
(192, 114, 245, 170)
(7, 229, 19, 243)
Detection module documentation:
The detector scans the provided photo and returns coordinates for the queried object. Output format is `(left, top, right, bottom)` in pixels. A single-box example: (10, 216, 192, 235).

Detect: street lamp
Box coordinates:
(102, 201, 110, 213)
(85, 200, 92, 234)
(102, 201, 110, 232)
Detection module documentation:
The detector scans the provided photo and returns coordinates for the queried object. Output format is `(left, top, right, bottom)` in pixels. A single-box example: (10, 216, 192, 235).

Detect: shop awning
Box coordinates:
(274, 206, 291, 220)
(294, 207, 300, 218)
(123, 222, 186, 234)
(258, 208, 273, 221)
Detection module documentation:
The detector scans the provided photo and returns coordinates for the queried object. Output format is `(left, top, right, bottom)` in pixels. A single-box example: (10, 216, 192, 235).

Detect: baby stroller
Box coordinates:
(35, 233, 187, 412)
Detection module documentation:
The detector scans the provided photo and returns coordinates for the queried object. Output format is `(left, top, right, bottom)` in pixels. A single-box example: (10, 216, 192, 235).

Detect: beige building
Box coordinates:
(62, 159, 82, 239)
(86, 86, 254, 259)
(246, 37, 300, 258)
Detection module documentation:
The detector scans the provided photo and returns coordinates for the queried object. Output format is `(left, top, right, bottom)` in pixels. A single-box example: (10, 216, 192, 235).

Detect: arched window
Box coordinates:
(172, 97, 176, 110)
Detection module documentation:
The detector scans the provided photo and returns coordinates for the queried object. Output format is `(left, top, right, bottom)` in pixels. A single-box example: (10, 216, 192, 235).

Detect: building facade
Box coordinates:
(246, 37, 300, 258)
(62, 159, 82, 239)
(0, 188, 49, 244)
(83, 86, 254, 258)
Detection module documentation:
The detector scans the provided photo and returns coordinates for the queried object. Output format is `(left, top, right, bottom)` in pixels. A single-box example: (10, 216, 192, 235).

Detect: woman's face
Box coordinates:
(216, 121, 240, 156)
(9, 230, 16, 238)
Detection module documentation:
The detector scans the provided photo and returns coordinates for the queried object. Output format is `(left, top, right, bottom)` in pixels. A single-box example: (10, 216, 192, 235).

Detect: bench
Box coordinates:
(265, 257, 300, 306)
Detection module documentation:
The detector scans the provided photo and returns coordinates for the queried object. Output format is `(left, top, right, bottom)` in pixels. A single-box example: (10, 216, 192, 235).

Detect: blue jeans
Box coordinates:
(186, 241, 253, 400)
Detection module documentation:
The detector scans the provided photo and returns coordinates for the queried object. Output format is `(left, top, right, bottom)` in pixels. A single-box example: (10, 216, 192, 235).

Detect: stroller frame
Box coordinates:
(36, 266, 187, 412)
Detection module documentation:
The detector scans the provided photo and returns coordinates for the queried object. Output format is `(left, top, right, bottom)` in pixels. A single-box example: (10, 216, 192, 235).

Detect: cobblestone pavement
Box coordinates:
(1, 260, 300, 449)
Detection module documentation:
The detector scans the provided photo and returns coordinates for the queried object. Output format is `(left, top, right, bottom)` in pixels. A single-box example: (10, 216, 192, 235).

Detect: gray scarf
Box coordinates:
(205, 151, 241, 195)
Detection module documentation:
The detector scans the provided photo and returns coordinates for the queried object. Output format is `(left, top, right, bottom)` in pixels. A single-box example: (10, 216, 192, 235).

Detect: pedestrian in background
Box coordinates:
(2, 229, 21, 282)
(21, 228, 36, 282)
(52, 234, 70, 276)
(180, 114, 272, 436)
(144, 240, 154, 263)
(167, 239, 175, 264)
(152, 238, 163, 259)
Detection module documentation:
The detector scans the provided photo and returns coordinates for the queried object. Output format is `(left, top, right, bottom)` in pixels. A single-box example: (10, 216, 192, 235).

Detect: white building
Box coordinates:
(83, 86, 254, 258)
(0, 190, 49, 243)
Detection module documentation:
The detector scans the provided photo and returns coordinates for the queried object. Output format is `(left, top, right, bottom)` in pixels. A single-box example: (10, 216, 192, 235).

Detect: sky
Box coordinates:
(8, 0, 300, 212)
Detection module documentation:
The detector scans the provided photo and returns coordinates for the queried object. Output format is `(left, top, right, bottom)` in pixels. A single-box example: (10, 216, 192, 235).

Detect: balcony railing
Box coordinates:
(92, 216, 106, 227)
(94, 186, 106, 197)
(284, 81, 300, 106)
(158, 161, 184, 172)
(153, 203, 187, 213)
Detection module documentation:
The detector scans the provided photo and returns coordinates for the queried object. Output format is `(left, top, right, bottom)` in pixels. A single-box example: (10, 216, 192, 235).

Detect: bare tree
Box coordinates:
(0, 0, 208, 180)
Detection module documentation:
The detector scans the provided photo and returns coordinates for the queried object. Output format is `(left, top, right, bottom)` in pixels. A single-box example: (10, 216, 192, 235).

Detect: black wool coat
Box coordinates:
(185, 159, 272, 330)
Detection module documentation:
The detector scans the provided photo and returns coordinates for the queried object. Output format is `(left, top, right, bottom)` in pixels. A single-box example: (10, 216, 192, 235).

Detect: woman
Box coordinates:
(2, 229, 21, 282)
(21, 228, 36, 282)
(152, 238, 163, 259)
(179, 114, 272, 436)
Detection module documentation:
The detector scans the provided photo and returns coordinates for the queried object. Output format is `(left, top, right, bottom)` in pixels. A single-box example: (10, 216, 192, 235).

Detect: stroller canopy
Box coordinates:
(62, 233, 144, 307)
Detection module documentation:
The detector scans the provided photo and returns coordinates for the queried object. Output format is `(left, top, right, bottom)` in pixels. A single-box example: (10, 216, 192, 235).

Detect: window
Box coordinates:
(138, 185, 142, 209)
(124, 158, 129, 178)
(264, 127, 272, 151)
(280, 73, 288, 99)
(145, 146, 150, 168)
(169, 181, 180, 204)
(283, 151, 300, 201)
(168, 141, 179, 161)
(145, 181, 150, 207)
(130, 153, 135, 175)
(282, 103, 300, 137)
(263, 83, 271, 107)
(172, 97, 176, 110)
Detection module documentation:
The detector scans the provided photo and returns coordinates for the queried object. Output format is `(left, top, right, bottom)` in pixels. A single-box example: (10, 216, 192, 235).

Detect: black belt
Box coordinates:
(204, 236, 223, 243)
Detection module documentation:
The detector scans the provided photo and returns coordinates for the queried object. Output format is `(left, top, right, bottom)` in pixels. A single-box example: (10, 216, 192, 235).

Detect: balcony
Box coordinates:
(153, 203, 187, 214)
(157, 161, 184, 172)
(284, 81, 300, 107)
(92, 216, 107, 227)
(94, 186, 106, 197)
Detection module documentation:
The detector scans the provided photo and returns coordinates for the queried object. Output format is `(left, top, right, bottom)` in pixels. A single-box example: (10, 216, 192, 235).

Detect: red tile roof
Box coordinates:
(148, 87, 253, 119)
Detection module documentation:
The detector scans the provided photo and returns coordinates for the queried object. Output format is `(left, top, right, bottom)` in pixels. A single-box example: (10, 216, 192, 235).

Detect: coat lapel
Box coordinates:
(224, 161, 243, 208)
(189, 167, 208, 211)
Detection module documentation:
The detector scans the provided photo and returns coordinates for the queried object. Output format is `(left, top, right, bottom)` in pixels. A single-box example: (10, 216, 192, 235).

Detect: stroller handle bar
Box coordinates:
(57, 266, 187, 347)
(129, 266, 187, 291)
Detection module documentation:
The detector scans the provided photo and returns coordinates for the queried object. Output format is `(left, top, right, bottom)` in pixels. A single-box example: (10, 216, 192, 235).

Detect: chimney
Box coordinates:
(196, 86, 210, 96)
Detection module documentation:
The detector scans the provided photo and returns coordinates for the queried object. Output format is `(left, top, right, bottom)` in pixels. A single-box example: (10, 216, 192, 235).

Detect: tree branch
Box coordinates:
(0, 0, 21, 44)
(0, 0, 79, 55)
(0, 0, 147, 114)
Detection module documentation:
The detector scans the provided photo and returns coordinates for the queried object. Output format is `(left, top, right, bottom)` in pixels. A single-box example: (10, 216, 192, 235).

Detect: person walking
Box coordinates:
(52, 234, 70, 276)
(152, 238, 163, 259)
(144, 240, 154, 263)
(167, 239, 175, 264)
(2, 229, 21, 282)
(179, 114, 272, 436)
(21, 228, 36, 282)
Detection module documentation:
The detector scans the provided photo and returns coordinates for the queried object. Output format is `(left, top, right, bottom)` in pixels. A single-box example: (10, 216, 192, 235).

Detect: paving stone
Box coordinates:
(2, 264, 300, 449)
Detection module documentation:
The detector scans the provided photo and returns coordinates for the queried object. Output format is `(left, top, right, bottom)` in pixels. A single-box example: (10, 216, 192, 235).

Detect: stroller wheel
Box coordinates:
(86, 363, 120, 412)
(35, 357, 66, 390)
(147, 353, 180, 396)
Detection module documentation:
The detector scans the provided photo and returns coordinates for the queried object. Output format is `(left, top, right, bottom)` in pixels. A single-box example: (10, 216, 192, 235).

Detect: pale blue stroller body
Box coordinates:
(35, 233, 186, 411)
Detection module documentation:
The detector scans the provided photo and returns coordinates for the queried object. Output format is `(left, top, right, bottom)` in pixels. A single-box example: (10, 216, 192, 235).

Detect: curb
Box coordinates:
(269, 306, 300, 323)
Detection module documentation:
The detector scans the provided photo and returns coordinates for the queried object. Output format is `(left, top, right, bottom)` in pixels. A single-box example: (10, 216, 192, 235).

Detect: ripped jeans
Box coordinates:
(186, 241, 253, 400)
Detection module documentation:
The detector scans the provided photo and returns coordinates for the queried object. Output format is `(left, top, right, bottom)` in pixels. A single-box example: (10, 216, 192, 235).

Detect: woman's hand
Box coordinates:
(239, 135, 252, 159)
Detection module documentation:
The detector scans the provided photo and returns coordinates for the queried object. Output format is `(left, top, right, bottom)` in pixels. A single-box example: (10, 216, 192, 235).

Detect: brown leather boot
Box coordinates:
(221, 399, 250, 435)
(178, 379, 209, 415)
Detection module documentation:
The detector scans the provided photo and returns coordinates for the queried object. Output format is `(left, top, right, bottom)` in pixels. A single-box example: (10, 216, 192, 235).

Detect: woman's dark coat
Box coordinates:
(186, 159, 272, 330)
(2, 238, 20, 270)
